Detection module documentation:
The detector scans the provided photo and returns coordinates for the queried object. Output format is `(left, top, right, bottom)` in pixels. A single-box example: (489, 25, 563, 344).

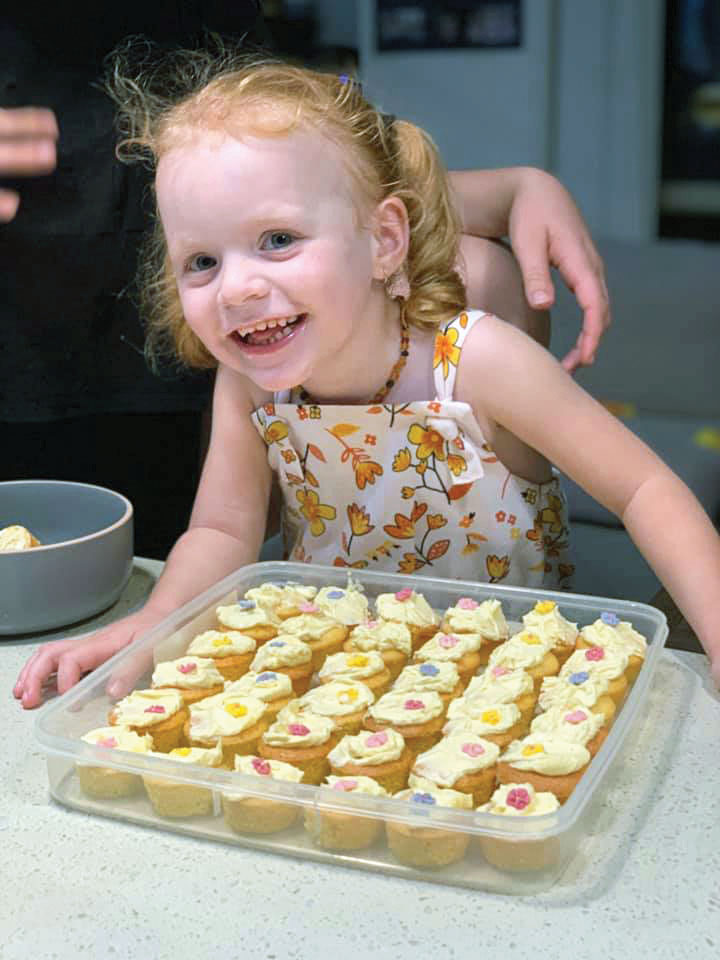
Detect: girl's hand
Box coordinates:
(0, 107, 58, 221)
(13, 607, 162, 709)
(507, 168, 610, 372)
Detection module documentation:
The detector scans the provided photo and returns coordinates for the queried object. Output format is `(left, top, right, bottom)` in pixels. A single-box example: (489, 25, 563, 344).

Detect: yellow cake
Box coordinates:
(248, 636, 315, 695)
(278, 680, 375, 735)
(477, 782, 561, 871)
(184, 692, 268, 765)
(108, 689, 188, 753)
(305, 775, 388, 850)
(386, 780, 473, 868)
(363, 689, 446, 756)
(142, 741, 224, 817)
(151, 655, 225, 704)
(77, 725, 153, 799)
(410, 732, 500, 806)
(222, 754, 304, 834)
(186, 630, 257, 681)
(318, 650, 392, 699)
(258, 713, 340, 785)
(374, 588, 439, 652)
(328, 727, 414, 793)
(344, 618, 412, 681)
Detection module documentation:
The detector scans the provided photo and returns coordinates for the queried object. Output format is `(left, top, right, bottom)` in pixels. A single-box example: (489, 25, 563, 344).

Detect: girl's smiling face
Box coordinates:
(156, 128, 388, 395)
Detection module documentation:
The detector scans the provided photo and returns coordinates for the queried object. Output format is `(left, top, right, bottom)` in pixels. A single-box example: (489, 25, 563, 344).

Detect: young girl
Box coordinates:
(15, 56, 720, 706)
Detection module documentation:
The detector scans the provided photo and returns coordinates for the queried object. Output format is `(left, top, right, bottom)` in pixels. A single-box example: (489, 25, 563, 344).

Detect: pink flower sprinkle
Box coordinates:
(96, 737, 118, 748)
(404, 699, 425, 711)
(288, 723, 310, 737)
(333, 779, 358, 792)
(365, 619, 379, 629)
(177, 662, 197, 674)
(565, 709, 587, 724)
(299, 602, 318, 613)
(439, 634, 459, 648)
(585, 646, 605, 662)
(457, 597, 478, 610)
(144, 705, 166, 714)
(507, 788, 531, 811)
(491, 666, 509, 677)
(366, 731, 388, 747)
(395, 588, 413, 601)
(251, 758, 271, 776)
(462, 742, 485, 757)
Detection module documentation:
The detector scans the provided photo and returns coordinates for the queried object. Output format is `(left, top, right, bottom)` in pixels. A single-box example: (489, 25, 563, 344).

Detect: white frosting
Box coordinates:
(232, 753, 304, 783)
(443, 701, 521, 735)
(560, 645, 629, 682)
(151, 741, 224, 767)
(393, 661, 460, 695)
(500, 735, 590, 775)
(443, 597, 509, 640)
(522, 600, 578, 648)
(464, 667, 534, 704)
(531, 705, 604, 745)
(314, 585, 369, 625)
(81, 726, 153, 753)
(348, 620, 412, 656)
(393, 779, 473, 810)
(111, 689, 184, 728)
(249, 637, 312, 671)
(415, 631, 482, 662)
(280, 612, 343, 641)
(538, 674, 610, 711)
(323, 775, 388, 796)
(581, 619, 647, 659)
(368, 689, 444, 726)
(478, 782, 560, 816)
(188, 693, 266, 739)
(262, 713, 336, 748)
(216, 602, 280, 631)
(318, 650, 386, 682)
(411, 733, 500, 785)
(375, 590, 438, 628)
(614, 621, 648, 655)
(328, 727, 407, 767)
(223, 670, 293, 702)
(187, 630, 256, 658)
(244, 581, 317, 612)
(279, 681, 375, 718)
(151, 656, 225, 690)
(488, 632, 554, 670)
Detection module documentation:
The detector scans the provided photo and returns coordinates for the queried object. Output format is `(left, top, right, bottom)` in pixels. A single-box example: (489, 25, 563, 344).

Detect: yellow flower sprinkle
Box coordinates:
(480, 709, 501, 725)
(522, 632, 542, 645)
(534, 600, 556, 614)
(225, 703, 248, 718)
(170, 747, 192, 757)
(338, 688, 359, 703)
(212, 635, 232, 647)
(522, 744, 545, 757)
(347, 655, 369, 668)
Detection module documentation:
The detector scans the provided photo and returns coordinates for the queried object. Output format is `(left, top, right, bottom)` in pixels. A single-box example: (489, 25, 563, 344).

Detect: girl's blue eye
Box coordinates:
(261, 231, 295, 251)
(188, 254, 217, 272)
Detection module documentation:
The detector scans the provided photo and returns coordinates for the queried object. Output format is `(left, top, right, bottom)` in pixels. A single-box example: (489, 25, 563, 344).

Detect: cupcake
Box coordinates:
(537, 674, 616, 727)
(244, 581, 318, 620)
(108, 689, 188, 753)
(443, 700, 527, 749)
(530, 705, 608, 757)
(280, 612, 349, 672)
(328, 727, 414, 793)
(410, 732, 500, 806)
(364, 690, 446, 756)
(441, 597, 509, 662)
(559, 645, 629, 706)
(318, 650, 392, 699)
(186, 630, 257, 682)
(375, 587, 439, 652)
(77, 726, 153, 799)
(151, 655, 225, 704)
(413, 631, 483, 688)
(488, 631, 560, 691)
(223, 670, 295, 720)
(248, 636, 314, 695)
(258, 713, 340, 785)
(305, 775, 388, 850)
(477, 783, 561, 871)
(185, 692, 268, 765)
(577, 612, 646, 684)
(142, 741, 224, 817)
(222, 754, 304, 834)
(462, 666, 537, 727)
(215, 599, 280, 643)
(344, 618, 412, 681)
(386, 780, 473, 868)
(392, 661, 464, 709)
(313, 584, 370, 627)
(496, 734, 591, 803)
(278, 680, 375, 735)
(521, 600, 579, 666)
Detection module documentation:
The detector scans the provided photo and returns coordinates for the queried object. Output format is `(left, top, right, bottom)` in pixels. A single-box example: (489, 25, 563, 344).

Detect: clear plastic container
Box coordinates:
(35, 562, 668, 893)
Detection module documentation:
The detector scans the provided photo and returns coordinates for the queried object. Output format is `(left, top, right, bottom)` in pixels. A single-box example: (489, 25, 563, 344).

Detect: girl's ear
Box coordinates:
(371, 195, 410, 281)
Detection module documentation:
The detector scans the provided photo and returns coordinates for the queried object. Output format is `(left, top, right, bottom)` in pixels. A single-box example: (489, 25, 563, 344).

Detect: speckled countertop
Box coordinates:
(2, 559, 719, 959)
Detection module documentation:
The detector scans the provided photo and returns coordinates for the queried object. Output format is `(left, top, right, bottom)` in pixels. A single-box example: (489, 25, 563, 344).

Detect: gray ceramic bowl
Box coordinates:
(0, 480, 134, 635)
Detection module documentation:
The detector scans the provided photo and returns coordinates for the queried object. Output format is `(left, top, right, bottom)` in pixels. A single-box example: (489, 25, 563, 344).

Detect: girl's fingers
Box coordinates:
(106, 645, 155, 699)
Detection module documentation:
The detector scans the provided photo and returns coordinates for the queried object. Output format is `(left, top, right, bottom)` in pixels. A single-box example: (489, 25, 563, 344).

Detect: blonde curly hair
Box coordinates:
(106, 40, 466, 371)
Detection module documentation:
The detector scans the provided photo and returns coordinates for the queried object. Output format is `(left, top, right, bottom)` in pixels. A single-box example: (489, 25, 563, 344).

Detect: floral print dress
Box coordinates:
(250, 310, 574, 589)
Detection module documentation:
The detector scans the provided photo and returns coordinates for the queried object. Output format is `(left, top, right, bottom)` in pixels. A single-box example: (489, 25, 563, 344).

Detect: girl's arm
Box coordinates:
(459, 315, 720, 680)
(14, 364, 272, 707)
(449, 167, 609, 371)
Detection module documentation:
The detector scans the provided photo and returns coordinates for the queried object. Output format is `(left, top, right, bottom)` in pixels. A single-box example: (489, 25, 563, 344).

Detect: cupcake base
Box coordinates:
(222, 793, 299, 834)
(77, 765, 143, 800)
(386, 820, 469, 868)
(143, 776, 214, 818)
(330, 746, 414, 794)
(495, 761, 589, 804)
(304, 807, 382, 851)
(258, 734, 341, 785)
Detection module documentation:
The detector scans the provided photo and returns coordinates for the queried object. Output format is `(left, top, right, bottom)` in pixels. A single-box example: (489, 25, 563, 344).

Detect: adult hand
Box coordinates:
(13, 606, 162, 709)
(0, 106, 59, 221)
(507, 168, 610, 372)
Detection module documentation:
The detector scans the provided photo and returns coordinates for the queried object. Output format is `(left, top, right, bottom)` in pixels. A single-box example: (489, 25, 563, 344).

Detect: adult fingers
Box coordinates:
(106, 644, 155, 699)
(511, 224, 556, 310)
(0, 136, 56, 175)
(0, 187, 20, 221)
(0, 106, 59, 139)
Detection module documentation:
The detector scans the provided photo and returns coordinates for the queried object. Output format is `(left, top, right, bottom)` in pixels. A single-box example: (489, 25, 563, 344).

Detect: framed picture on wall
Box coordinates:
(376, 0, 522, 52)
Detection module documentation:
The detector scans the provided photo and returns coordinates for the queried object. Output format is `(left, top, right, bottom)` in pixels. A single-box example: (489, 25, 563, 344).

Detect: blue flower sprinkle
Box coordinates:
(569, 671, 589, 685)
(601, 611, 620, 626)
(419, 663, 440, 676)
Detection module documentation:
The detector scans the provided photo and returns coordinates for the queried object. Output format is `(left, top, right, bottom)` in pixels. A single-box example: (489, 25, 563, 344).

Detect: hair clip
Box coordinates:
(339, 73, 363, 94)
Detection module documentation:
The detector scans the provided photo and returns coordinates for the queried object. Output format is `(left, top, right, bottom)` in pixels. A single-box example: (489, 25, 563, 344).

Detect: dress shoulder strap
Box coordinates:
(432, 310, 487, 400)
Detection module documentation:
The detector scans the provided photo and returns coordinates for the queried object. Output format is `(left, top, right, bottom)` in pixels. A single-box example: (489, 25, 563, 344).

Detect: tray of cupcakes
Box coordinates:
(35, 562, 667, 893)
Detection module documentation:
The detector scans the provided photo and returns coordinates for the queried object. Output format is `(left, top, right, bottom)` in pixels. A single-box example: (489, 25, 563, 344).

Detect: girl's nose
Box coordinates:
(217, 260, 271, 308)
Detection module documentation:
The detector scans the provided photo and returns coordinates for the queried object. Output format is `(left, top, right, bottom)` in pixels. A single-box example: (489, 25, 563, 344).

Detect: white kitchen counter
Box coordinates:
(2, 559, 719, 959)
